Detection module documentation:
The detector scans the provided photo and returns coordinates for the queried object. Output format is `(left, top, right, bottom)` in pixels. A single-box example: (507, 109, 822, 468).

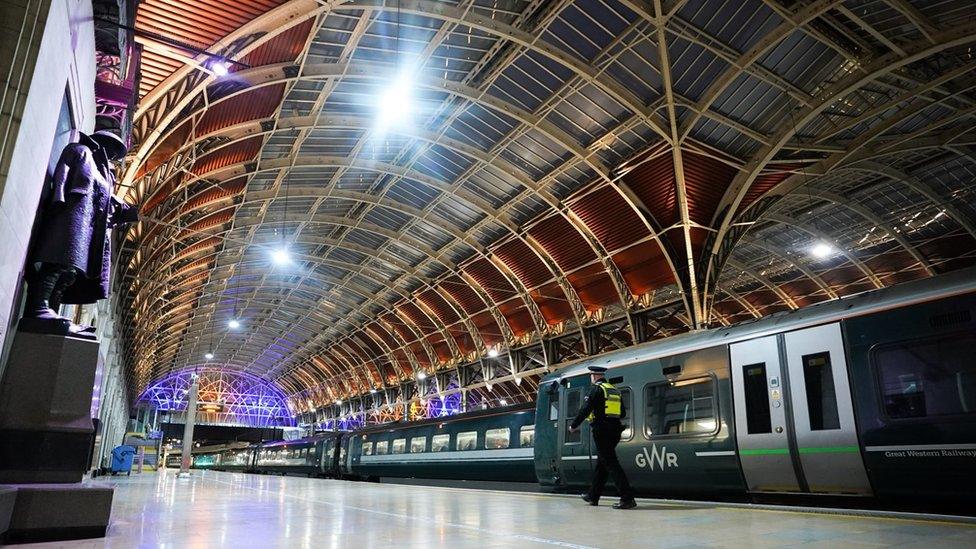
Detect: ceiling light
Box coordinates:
(376, 73, 414, 129)
(336, 399, 342, 405)
(204, 352, 214, 360)
(370, 388, 378, 394)
(500, 399, 508, 406)
(228, 319, 241, 329)
(209, 59, 229, 76)
(809, 242, 834, 259)
(487, 348, 499, 358)
(416, 372, 427, 380)
(271, 248, 290, 265)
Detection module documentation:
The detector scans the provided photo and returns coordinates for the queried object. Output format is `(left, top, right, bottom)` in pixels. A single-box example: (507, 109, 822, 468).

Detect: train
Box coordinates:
(194, 267, 976, 511)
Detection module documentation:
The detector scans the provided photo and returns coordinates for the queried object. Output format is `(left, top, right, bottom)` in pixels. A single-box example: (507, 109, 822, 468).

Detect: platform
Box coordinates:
(11, 471, 976, 548)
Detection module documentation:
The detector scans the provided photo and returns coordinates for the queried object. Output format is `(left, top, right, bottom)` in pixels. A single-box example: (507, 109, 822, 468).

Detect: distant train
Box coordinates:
(196, 268, 976, 510)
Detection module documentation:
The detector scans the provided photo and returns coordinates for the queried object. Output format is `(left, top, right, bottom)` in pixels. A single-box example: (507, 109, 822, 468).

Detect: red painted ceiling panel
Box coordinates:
(196, 84, 285, 135)
(621, 151, 677, 227)
(416, 290, 460, 325)
(528, 215, 595, 272)
(493, 239, 552, 290)
(136, 0, 289, 97)
(569, 186, 651, 252)
(567, 263, 619, 310)
(612, 241, 675, 294)
(681, 151, 739, 226)
(190, 135, 264, 175)
(439, 276, 487, 315)
(531, 282, 573, 325)
(463, 259, 517, 302)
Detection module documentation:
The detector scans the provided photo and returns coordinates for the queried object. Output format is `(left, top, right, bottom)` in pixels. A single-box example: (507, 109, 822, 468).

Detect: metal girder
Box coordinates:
(810, 189, 935, 276)
(765, 213, 884, 289)
(703, 20, 976, 312)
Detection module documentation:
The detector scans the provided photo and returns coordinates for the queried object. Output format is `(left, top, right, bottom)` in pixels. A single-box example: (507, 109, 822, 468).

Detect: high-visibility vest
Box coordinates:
(588, 382, 622, 421)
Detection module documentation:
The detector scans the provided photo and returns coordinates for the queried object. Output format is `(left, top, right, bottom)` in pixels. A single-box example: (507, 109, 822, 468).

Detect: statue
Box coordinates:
(19, 130, 139, 340)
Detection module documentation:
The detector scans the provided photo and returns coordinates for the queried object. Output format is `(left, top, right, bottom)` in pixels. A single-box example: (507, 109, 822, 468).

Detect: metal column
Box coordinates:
(178, 374, 199, 477)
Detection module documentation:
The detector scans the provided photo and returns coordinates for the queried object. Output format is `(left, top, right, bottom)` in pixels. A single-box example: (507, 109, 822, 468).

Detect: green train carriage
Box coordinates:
(535, 266, 976, 509)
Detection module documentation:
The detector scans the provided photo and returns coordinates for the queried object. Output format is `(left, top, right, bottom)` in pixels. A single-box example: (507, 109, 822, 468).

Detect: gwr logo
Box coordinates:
(635, 444, 678, 470)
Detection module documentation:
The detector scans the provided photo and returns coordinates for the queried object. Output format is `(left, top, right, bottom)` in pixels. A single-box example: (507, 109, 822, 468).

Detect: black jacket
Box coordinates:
(571, 381, 627, 431)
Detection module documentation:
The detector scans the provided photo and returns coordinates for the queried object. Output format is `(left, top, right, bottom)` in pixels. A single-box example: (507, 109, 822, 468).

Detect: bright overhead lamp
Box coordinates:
(416, 372, 427, 380)
(208, 58, 230, 77)
(228, 319, 241, 329)
(809, 242, 834, 259)
(500, 399, 508, 406)
(204, 352, 214, 360)
(487, 348, 499, 358)
(376, 73, 414, 130)
(335, 399, 343, 405)
(370, 388, 378, 394)
(271, 248, 290, 265)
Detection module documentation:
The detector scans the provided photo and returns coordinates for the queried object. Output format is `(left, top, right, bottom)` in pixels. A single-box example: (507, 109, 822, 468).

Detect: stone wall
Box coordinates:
(0, 0, 96, 378)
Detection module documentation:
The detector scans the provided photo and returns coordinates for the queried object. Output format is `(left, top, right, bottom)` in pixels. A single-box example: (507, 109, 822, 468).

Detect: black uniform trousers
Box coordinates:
(588, 425, 635, 502)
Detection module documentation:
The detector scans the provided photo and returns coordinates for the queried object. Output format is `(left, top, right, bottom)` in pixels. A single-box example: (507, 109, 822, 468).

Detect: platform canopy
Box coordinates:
(116, 0, 976, 424)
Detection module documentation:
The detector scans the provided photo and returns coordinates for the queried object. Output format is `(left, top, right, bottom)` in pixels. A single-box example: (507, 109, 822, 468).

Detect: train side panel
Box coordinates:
(536, 345, 744, 498)
(845, 291, 976, 507)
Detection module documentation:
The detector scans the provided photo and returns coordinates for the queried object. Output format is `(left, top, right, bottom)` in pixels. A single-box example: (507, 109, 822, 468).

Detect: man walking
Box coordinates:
(570, 366, 637, 509)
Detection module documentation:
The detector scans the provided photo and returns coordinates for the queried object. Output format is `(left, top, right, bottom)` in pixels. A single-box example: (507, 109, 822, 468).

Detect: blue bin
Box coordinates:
(111, 445, 136, 475)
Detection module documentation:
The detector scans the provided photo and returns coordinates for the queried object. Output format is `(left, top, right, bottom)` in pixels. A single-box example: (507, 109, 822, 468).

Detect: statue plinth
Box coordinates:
(0, 331, 113, 543)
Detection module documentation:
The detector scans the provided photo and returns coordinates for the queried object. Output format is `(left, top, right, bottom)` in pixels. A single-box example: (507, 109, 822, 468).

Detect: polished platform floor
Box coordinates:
(21, 470, 976, 548)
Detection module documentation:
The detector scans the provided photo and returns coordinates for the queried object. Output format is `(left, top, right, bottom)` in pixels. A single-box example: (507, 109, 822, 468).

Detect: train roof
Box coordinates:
(259, 431, 342, 448)
(546, 266, 976, 383)
(350, 402, 534, 436)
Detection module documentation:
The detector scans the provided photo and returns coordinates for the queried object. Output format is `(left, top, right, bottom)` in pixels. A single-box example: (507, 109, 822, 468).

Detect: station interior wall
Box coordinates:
(0, 0, 132, 472)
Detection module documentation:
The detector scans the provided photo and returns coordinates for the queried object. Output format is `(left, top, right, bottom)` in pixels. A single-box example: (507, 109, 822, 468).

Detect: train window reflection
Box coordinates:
(363, 442, 373, 456)
(410, 437, 426, 453)
(431, 434, 450, 452)
(644, 377, 716, 437)
(486, 428, 510, 449)
(549, 391, 559, 421)
(742, 363, 772, 434)
(520, 425, 535, 447)
(375, 440, 389, 455)
(565, 389, 582, 443)
(392, 439, 406, 454)
(802, 352, 840, 430)
(619, 388, 633, 440)
(874, 334, 976, 419)
(456, 431, 477, 451)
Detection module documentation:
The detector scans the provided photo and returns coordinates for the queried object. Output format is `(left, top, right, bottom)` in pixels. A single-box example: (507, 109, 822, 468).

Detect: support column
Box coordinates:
(178, 374, 199, 478)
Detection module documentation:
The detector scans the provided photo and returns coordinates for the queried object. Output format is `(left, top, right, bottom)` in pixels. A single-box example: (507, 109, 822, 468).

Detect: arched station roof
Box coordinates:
(118, 0, 976, 420)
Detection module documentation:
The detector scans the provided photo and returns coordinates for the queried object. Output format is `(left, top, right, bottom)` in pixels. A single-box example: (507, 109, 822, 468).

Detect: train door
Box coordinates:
(730, 324, 871, 495)
(782, 324, 871, 494)
(730, 335, 800, 492)
(557, 376, 593, 485)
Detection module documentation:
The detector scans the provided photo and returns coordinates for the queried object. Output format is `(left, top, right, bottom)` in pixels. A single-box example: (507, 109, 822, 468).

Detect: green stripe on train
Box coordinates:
(739, 446, 859, 456)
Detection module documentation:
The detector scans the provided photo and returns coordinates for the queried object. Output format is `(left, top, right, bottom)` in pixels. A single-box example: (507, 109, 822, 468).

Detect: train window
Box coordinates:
(456, 431, 477, 451)
(431, 434, 450, 452)
(392, 439, 406, 454)
(874, 334, 976, 420)
(410, 437, 426, 453)
(519, 425, 535, 448)
(363, 442, 373, 456)
(802, 352, 840, 430)
(565, 389, 582, 443)
(375, 440, 389, 455)
(619, 388, 633, 440)
(742, 363, 772, 434)
(485, 428, 510, 449)
(549, 391, 559, 421)
(644, 377, 716, 437)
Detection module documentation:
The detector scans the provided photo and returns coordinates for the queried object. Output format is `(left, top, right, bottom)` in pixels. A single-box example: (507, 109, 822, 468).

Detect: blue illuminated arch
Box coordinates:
(137, 367, 296, 427)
